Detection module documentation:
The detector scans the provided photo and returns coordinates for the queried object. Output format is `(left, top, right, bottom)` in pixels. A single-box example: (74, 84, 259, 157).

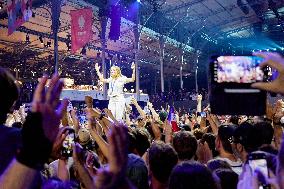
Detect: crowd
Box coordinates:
(149, 88, 208, 105)
(0, 52, 284, 189)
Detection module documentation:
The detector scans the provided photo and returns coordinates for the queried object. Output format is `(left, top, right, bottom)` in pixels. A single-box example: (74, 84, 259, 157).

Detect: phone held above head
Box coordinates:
(209, 55, 275, 116)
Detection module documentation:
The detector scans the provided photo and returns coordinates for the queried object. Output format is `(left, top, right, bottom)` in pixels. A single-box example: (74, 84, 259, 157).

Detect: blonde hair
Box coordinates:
(110, 66, 122, 79)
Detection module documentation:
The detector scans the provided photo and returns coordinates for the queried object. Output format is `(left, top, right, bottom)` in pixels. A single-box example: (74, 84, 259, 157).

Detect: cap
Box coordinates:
(78, 128, 91, 145)
(218, 124, 236, 144)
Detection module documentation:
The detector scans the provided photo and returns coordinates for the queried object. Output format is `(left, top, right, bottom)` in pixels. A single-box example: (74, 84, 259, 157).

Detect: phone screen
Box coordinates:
(62, 130, 75, 157)
(215, 56, 264, 83)
(249, 158, 269, 189)
(200, 112, 207, 118)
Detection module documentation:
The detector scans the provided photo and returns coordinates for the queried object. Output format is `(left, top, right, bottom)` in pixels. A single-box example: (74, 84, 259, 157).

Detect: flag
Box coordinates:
(7, 0, 32, 35)
(71, 8, 93, 53)
(167, 106, 180, 132)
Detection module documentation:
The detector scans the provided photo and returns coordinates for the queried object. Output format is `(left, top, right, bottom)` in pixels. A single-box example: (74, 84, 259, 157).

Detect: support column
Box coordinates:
(51, 0, 62, 74)
(179, 47, 184, 90)
(180, 66, 183, 89)
(195, 56, 199, 93)
(159, 36, 165, 92)
(134, 13, 140, 101)
(100, 16, 108, 100)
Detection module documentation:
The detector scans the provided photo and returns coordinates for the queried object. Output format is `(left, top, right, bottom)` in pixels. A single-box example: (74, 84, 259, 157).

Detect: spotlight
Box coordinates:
(0, 2, 3, 10)
(281, 47, 284, 51)
(137, 0, 141, 2)
(39, 36, 44, 44)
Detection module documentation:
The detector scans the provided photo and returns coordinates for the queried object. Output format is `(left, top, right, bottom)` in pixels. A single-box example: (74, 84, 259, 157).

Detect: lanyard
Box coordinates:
(110, 79, 116, 93)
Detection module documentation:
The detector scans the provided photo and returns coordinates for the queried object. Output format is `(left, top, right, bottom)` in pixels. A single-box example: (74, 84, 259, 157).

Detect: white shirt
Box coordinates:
(107, 76, 128, 97)
(216, 157, 243, 175)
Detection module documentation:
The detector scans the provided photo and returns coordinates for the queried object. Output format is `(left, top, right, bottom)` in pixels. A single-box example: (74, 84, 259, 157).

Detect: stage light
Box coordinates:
(267, 49, 269, 51)
(137, 0, 141, 2)
(281, 47, 284, 51)
(0, 2, 3, 10)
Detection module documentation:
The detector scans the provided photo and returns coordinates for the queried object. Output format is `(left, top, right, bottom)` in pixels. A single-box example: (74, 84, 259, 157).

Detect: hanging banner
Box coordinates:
(109, 5, 121, 41)
(7, 0, 32, 35)
(71, 8, 93, 53)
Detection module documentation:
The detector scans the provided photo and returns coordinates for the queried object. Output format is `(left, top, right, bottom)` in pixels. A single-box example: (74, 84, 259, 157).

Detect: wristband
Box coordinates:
(16, 112, 53, 170)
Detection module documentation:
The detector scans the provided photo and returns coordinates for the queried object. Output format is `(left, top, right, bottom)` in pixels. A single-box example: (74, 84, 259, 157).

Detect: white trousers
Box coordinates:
(108, 96, 125, 121)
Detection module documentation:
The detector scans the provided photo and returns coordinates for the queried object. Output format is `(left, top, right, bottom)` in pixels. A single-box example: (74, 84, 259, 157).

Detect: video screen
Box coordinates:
(216, 56, 264, 83)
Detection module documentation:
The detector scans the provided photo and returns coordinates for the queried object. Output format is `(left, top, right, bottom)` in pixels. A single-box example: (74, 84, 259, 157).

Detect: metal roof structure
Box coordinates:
(0, 0, 283, 92)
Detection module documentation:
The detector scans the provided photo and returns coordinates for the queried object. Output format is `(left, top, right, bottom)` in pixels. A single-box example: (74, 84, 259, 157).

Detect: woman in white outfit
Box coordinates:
(95, 62, 135, 121)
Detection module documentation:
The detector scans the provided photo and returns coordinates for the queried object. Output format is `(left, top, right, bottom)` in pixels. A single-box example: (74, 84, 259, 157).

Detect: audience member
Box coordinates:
(173, 131, 197, 162)
(169, 161, 218, 189)
(215, 125, 242, 174)
(148, 141, 178, 189)
(0, 68, 22, 175)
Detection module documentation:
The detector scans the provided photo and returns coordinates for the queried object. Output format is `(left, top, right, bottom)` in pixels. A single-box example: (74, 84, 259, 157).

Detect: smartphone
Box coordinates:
(200, 112, 207, 118)
(248, 152, 270, 189)
(209, 55, 268, 115)
(196, 112, 206, 117)
(61, 129, 76, 157)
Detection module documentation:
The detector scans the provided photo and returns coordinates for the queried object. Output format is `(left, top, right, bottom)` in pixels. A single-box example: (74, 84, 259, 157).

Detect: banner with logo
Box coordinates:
(7, 0, 32, 35)
(71, 8, 93, 53)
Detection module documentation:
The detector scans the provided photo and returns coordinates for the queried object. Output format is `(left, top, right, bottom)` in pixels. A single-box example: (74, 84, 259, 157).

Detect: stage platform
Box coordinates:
(60, 89, 149, 102)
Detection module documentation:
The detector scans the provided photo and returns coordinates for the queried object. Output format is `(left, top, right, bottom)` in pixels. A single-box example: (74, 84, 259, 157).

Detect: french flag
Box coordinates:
(168, 106, 179, 132)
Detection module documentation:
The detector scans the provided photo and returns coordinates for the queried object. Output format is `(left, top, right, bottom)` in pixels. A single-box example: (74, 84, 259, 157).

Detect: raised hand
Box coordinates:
(95, 63, 101, 72)
(95, 124, 129, 189)
(130, 97, 138, 105)
(147, 102, 153, 109)
(32, 74, 68, 142)
(252, 52, 284, 94)
(131, 62, 135, 70)
(51, 127, 72, 159)
(197, 94, 202, 102)
(16, 74, 68, 170)
(237, 164, 259, 189)
(196, 141, 212, 164)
